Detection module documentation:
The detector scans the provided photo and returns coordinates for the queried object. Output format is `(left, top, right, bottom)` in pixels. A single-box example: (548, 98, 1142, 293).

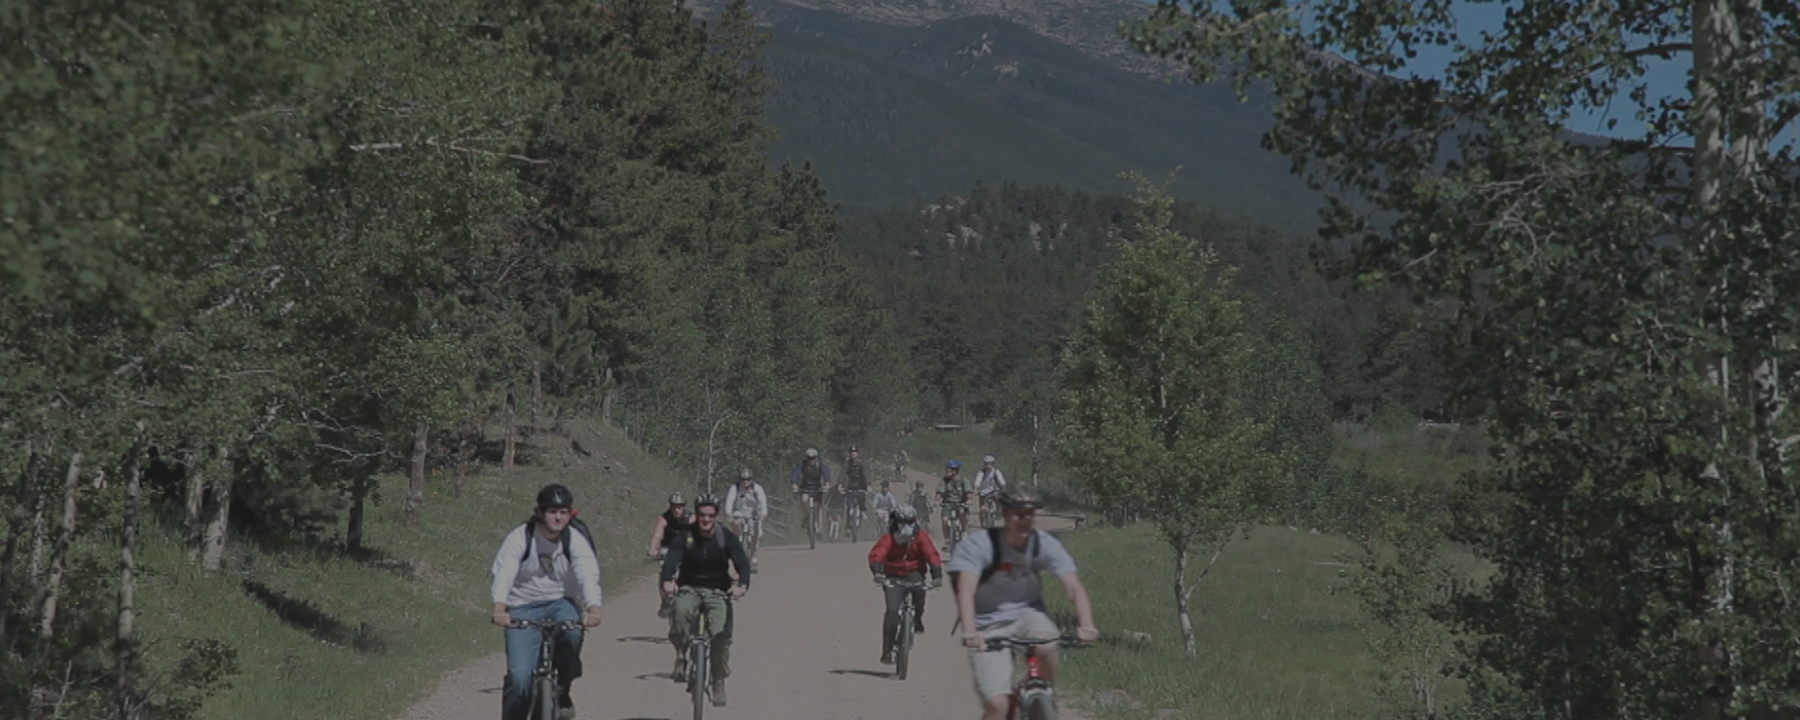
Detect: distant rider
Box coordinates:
(973, 455, 1007, 520)
(870, 480, 900, 529)
(788, 448, 833, 539)
(842, 445, 871, 528)
(660, 493, 751, 707)
(868, 505, 943, 664)
(948, 490, 1099, 720)
(489, 484, 604, 720)
(723, 469, 769, 570)
(937, 460, 974, 539)
(647, 493, 691, 559)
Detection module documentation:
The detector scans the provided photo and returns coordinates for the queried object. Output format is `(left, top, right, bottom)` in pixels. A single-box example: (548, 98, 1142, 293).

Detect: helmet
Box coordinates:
(945, 459, 962, 470)
(848, 445, 860, 453)
(997, 489, 1042, 510)
(983, 455, 996, 464)
(739, 468, 754, 480)
(668, 492, 686, 506)
(880, 480, 891, 488)
(537, 484, 574, 509)
(694, 493, 721, 510)
(893, 505, 918, 523)
(805, 448, 820, 459)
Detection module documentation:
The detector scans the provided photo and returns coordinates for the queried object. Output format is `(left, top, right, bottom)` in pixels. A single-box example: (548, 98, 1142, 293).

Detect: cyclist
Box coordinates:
(723, 469, 769, 570)
(973, 455, 1007, 526)
(868, 505, 943, 664)
(909, 480, 934, 529)
(842, 445, 871, 529)
(659, 493, 751, 707)
(788, 448, 833, 541)
(646, 493, 691, 559)
(870, 480, 900, 529)
(489, 484, 604, 720)
(937, 460, 974, 541)
(948, 490, 1099, 720)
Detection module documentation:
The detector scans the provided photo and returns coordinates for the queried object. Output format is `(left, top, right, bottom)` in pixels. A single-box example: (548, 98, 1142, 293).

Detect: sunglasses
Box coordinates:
(697, 511, 719, 519)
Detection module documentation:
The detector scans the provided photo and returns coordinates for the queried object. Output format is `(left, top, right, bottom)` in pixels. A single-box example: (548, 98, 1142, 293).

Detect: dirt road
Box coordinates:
(396, 529, 1089, 720)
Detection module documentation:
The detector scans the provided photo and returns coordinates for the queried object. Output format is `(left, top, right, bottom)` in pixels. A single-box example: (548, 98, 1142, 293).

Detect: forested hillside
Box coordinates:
(840, 182, 1450, 425)
(0, 1, 908, 715)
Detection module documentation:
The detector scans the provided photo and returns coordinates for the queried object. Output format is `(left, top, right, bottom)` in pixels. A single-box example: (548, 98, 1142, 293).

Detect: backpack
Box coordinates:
(950, 527, 1040, 596)
(519, 513, 599, 563)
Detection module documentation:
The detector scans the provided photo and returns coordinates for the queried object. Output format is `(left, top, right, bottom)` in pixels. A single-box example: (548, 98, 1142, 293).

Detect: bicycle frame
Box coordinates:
(983, 635, 1078, 720)
(509, 618, 585, 720)
(674, 587, 732, 720)
(879, 577, 932, 681)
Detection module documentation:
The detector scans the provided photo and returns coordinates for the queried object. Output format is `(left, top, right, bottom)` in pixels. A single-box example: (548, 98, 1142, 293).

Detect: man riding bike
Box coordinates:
(868, 505, 943, 664)
(948, 490, 1099, 720)
(723, 469, 768, 570)
(973, 455, 1007, 527)
(789, 448, 833, 541)
(646, 493, 692, 559)
(870, 480, 900, 529)
(659, 493, 751, 707)
(937, 460, 974, 542)
(489, 484, 604, 720)
(842, 445, 872, 530)
(909, 480, 934, 527)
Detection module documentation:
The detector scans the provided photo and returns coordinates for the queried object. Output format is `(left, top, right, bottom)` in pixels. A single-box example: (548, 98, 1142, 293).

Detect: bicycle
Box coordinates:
(844, 489, 867, 542)
(876, 577, 934, 680)
(941, 500, 968, 546)
(983, 635, 1083, 720)
(978, 493, 1000, 528)
(674, 587, 733, 720)
(797, 489, 822, 549)
(508, 618, 586, 720)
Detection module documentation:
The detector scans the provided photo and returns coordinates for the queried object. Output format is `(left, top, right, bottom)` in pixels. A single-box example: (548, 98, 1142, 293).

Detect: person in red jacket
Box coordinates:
(868, 504, 944, 665)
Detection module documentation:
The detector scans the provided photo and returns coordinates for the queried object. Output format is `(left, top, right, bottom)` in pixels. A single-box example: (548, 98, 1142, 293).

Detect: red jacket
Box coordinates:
(869, 530, 943, 577)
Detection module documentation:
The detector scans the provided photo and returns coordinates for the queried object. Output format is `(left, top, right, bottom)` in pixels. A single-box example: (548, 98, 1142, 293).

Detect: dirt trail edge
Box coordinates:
(396, 527, 1092, 720)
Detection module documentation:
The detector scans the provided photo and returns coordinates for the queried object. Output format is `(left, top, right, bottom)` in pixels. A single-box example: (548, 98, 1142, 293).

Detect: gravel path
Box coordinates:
(395, 527, 1090, 720)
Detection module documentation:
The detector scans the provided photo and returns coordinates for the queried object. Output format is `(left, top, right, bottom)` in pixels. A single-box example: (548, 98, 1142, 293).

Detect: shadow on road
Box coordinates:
(617, 635, 671, 645)
(828, 668, 895, 680)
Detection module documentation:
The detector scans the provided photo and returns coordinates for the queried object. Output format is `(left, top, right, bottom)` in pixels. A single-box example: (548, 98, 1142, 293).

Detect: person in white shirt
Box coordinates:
(973, 455, 1008, 527)
(723, 468, 769, 568)
(489, 484, 604, 720)
(870, 480, 900, 529)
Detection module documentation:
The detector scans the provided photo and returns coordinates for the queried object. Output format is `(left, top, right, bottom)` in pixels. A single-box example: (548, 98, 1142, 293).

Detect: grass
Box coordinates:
(129, 419, 689, 720)
(1044, 524, 1382, 720)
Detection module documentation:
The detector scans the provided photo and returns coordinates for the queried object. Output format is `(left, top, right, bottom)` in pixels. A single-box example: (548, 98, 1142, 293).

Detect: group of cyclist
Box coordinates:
(488, 448, 1097, 720)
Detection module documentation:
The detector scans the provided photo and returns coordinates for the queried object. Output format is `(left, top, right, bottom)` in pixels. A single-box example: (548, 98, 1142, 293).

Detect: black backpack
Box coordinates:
(518, 514, 599, 563)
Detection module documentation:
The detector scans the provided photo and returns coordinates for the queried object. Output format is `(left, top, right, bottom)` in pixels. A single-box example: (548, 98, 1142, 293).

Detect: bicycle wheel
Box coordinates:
(533, 675, 560, 720)
(849, 509, 860, 543)
(806, 508, 816, 549)
(690, 642, 709, 720)
(893, 604, 913, 680)
(1021, 690, 1058, 720)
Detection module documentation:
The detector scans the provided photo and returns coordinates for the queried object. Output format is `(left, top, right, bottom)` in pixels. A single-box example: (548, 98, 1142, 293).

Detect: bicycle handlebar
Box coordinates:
(982, 634, 1084, 651)
(509, 619, 585, 632)
(673, 586, 734, 600)
(875, 577, 938, 589)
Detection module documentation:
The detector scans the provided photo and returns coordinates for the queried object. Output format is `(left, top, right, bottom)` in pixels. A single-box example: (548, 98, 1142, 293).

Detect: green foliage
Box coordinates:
(1135, 1, 1800, 717)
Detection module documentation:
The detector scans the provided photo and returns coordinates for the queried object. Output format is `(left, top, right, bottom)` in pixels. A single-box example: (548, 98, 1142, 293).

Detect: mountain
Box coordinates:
(692, 0, 1322, 230)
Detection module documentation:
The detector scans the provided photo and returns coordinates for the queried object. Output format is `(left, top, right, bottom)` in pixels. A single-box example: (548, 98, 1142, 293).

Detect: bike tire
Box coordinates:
(1021, 690, 1058, 720)
(849, 512, 859, 543)
(807, 511, 816, 549)
(534, 675, 560, 720)
(894, 605, 913, 680)
(690, 643, 709, 720)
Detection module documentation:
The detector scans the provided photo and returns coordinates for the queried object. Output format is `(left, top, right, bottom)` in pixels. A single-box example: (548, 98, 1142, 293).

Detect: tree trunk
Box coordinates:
(182, 448, 205, 563)
(1173, 539, 1197, 658)
(600, 368, 616, 425)
(347, 475, 369, 552)
(531, 361, 542, 431)
(405, 424, 427, 525)
(1029, 412, 1042, 489)
(29, 496, 46, 579)
(1, 443, 36, 616)
(116, 437, 144, 720)
(454, 425, 471, 499)
(201, 449, 233, 572)
(503, 389, 517, 468)
(37, 452, 82, 641)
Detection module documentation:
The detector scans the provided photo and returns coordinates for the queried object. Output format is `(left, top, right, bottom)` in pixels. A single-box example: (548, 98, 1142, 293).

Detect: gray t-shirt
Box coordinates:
(945, 529, 1078, 627)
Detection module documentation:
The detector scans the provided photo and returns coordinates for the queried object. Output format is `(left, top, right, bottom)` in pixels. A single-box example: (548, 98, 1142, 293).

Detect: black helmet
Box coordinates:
(537, 484, 575, 509)
(997, 489, 1042, 510)
(694, 493, 721, 510)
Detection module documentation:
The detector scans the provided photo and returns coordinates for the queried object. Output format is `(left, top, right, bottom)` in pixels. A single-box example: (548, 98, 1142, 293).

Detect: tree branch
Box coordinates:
(348, 139, 548, 164)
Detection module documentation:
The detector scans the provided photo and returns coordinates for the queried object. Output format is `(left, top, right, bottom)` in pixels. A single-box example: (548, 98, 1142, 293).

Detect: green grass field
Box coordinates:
(1046, 524, 1381, 720)
(129, 420, 688, 720)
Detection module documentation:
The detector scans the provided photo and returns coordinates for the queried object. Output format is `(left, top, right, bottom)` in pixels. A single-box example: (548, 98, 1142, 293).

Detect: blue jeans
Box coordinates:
(503, 598, 584, 720)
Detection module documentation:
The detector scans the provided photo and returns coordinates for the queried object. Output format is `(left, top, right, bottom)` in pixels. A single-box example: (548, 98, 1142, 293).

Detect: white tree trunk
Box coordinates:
(1173, 540, 1197, 658)
(405, 424, 427, 525)
(183, 448, 205, 563)
(37, 452, 82, 641)
(117, 436, 144, 720)
(201, 449, 233, 572)
(503, 389, 517, 469)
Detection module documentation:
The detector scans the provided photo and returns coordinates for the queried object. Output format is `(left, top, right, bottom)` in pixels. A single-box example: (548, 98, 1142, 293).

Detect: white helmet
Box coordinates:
(983, 455, 996, 464)
(805, 448, 820, 459)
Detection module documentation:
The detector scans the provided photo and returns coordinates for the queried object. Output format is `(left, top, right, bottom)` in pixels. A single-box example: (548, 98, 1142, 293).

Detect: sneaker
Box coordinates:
(671, 656, 688, 684)
(657, 598, 672, 619)
(556, 688, 576, 720)
(879, 651, 895, 665)
(914, 618, 925, 634)
(710, 680, 727, 707)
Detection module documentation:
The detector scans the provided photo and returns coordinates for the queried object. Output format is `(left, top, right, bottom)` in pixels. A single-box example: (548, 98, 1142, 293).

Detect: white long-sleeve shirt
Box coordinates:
(724, 482, 769, 520)
(489, 523, 604, 608)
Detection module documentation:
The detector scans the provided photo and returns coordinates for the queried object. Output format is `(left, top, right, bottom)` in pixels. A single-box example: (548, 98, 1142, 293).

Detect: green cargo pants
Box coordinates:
(669, 590, 733, 679)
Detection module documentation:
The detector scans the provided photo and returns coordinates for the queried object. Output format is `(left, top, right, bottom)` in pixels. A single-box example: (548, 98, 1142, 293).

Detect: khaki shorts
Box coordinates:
(968, 609, 1059, 700)
(731, 513, 762, 538)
